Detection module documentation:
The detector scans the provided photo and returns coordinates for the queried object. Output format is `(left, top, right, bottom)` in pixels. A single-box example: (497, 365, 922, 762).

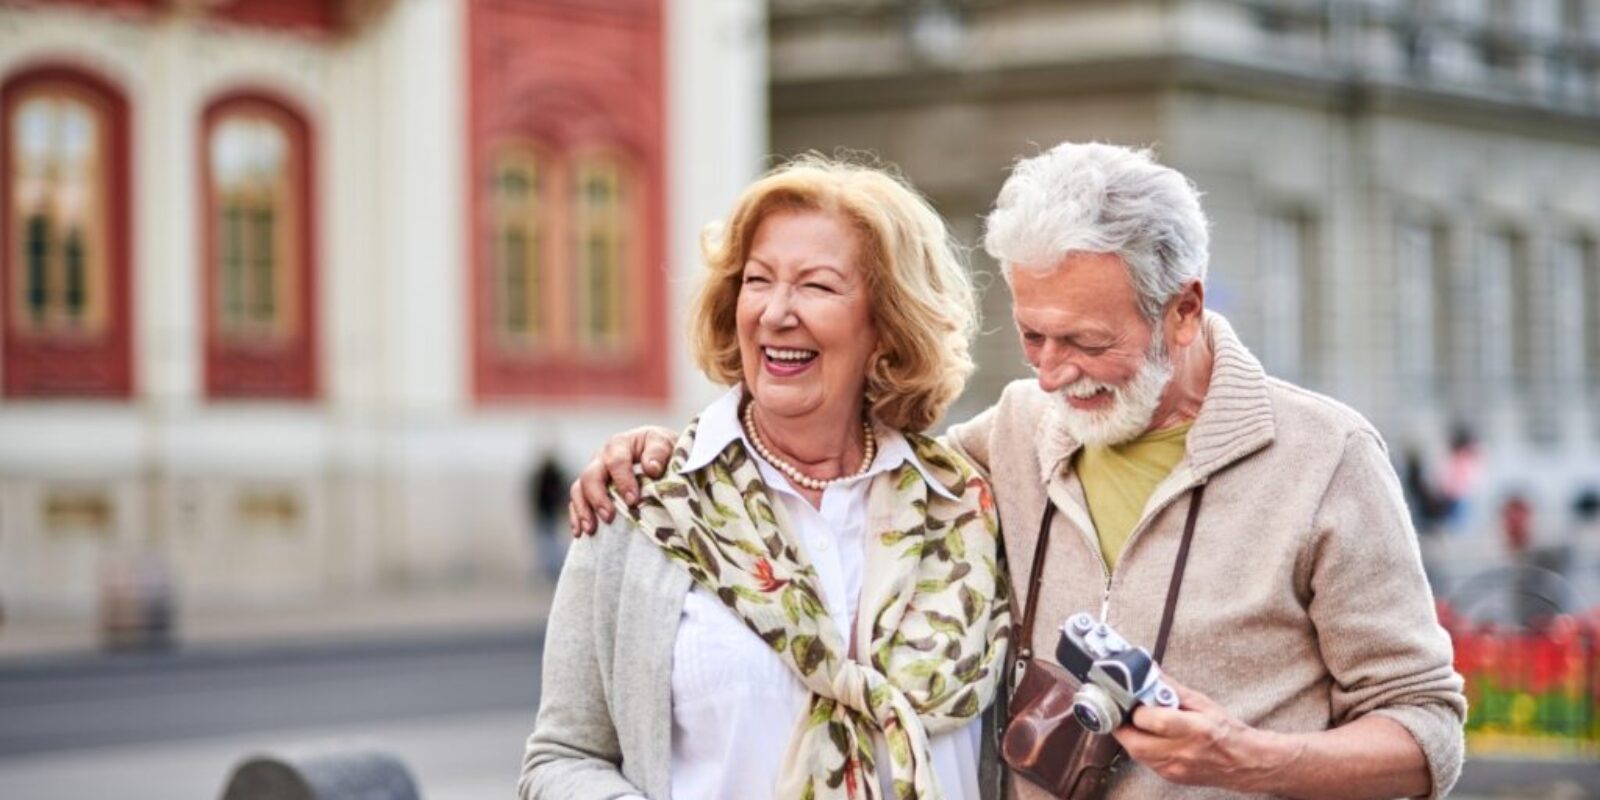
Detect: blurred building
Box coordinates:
(0, 0, 765, 616)
(771, 0, 1600, 580)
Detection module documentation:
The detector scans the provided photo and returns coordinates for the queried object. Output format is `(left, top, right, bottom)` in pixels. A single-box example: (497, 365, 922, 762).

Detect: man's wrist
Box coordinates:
(1236, 726, 1306, 794)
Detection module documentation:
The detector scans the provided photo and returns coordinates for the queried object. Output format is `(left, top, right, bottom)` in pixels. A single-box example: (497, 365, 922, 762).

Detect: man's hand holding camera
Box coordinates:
(1113, 674, 1299, 792)
(1058, 613, 1428, 799)
(1111, 670, 1432, 799)
(1056, 614, 1293, 791)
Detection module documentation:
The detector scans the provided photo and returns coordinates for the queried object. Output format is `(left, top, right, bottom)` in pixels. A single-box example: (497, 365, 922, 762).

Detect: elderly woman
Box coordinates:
(519, 157, 1010, 800)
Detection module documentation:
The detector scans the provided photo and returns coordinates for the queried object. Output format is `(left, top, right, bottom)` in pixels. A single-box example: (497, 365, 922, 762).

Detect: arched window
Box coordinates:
(201, 93, 316, 399)
(473, 140, 659, 401)
(2, 65, 132, 398)
(572, 153, 631, 351)
(15, 92, 103, 332)
(490, 145, 551, 347)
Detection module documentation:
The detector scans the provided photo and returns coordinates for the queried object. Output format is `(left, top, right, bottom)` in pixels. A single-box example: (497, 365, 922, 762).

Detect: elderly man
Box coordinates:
(569, 142, 1465, 799)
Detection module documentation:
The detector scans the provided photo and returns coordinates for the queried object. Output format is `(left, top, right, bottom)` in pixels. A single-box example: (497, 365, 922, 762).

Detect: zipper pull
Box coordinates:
(1098, 588, 1111, 624)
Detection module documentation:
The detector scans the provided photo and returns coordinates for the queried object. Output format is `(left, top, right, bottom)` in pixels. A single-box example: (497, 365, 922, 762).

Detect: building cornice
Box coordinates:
(772, 52, 1600, 143)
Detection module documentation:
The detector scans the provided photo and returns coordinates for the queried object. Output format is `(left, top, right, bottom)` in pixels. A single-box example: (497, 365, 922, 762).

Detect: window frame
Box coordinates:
(488, 142, 558, 351)
(1256, 207, 1321, 386)
(199, 90, 318, 401)
(568, 147, 640, 355)
(473, 138, 657, 401)
(0, 63, 133, 399)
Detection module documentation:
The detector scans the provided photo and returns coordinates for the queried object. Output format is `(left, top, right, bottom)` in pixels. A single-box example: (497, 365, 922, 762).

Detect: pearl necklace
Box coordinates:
(741, 401, 877, 492)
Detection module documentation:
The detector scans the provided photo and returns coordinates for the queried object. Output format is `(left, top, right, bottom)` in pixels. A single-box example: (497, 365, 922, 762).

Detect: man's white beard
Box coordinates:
(1052, 346, 1174, 447)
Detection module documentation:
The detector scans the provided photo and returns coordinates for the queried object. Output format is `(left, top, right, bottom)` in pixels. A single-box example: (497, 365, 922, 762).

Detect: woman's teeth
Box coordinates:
(764, 347, 818, 363)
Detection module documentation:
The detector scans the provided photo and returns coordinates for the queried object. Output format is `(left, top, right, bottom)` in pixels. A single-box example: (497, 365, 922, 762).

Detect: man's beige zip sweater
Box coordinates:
(947, 312, 1466, 799)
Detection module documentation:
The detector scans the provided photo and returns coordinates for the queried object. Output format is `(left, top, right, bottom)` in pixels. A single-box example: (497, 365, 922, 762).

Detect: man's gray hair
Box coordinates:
(983, 142, 1210, 322)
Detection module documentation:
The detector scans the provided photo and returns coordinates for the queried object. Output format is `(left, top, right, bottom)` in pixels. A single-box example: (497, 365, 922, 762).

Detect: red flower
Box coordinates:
(753, 558, 789, 593)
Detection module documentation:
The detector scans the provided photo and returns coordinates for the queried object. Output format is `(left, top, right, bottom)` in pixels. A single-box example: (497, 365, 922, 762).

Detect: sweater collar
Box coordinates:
(1034, 311, 1276, 485)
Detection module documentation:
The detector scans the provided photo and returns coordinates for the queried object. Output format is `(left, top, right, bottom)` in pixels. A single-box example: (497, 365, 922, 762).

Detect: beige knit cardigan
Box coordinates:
(946, 312, 1466, 800)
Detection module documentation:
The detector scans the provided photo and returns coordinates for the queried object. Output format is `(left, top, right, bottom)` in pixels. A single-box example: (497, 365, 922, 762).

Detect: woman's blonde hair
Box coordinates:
(689, 153, 977, 433)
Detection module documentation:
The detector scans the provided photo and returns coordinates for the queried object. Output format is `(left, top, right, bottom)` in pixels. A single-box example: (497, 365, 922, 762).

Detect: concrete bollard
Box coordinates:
(219, 747, 422, 800)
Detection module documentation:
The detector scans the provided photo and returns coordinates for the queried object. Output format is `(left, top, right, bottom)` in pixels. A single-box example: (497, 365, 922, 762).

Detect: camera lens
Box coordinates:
(1071, 685, 1123, 734)
(1072, 704, 1102, 731)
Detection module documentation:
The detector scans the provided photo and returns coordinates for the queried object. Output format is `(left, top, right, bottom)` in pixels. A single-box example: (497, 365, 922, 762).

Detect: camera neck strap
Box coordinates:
(1016, 484, 1206, 665)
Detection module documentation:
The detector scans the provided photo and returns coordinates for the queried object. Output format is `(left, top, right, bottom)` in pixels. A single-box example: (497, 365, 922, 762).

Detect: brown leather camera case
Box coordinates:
(1001, 656, 1124, 798)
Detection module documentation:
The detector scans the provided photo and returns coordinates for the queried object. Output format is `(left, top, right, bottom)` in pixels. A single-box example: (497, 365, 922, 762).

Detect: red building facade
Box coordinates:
(4, 0, 669, 405)
(467, 0, 668, 403)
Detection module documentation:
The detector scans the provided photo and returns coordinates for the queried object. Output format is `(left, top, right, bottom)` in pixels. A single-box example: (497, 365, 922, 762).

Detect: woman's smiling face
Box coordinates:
(736, 209, 879, 427)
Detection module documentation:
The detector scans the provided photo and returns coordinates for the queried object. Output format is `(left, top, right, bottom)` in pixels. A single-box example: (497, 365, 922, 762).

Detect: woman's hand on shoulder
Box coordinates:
(569, 426, 679, 537)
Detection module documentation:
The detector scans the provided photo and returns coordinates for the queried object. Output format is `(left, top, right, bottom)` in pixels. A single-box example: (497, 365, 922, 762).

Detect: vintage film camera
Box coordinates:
(1055, 612, 1180, 734)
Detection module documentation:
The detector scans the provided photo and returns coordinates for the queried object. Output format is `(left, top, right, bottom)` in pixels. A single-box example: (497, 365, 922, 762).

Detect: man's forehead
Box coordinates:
(1011, 304, 1121, 338)
(1008, 262, 1139, 334)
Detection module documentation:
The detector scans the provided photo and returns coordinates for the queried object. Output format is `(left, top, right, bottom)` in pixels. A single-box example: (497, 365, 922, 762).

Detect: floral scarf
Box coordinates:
(618, 417, 1011, 800)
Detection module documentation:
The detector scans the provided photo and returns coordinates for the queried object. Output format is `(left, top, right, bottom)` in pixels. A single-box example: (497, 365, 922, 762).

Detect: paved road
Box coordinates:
(0, 628, 545, 800)
(0, 708, 533, 800)
(0, 628, 543, 758)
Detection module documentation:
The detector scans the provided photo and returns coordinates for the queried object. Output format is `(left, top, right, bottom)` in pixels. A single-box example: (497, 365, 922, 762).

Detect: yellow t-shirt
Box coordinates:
(1075, 422, 1192, 571)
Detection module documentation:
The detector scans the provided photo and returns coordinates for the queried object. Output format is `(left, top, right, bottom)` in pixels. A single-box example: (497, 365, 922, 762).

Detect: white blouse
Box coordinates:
(655, 388, 982, 800)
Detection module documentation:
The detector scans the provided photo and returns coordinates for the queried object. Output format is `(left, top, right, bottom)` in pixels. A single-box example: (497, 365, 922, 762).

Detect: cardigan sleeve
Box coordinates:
(520, 526, 650, 800)
(1303, 430, 1467, 799)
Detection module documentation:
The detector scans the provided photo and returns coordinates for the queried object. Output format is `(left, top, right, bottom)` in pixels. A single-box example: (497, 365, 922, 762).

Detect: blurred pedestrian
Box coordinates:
(1501, 492, 1533, 558)
(1440, 424, 1483, 534)
(528, 454, 570, 583)
(1402, 448, 1453, 537)
(1402, 448, 1453, 592)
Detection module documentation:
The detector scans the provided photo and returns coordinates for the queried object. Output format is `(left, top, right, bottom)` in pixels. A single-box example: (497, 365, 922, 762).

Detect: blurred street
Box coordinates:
(0, 583, 552, 799)
(0, 629, 542, 799)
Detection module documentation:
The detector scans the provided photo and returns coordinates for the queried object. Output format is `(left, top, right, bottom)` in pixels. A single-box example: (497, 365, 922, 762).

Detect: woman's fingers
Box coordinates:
(567, 426, 678, 535)
(581, 455, 618, 525)
(569, 476, 597, 537)
(602, 435, 643, 505)
(641, 430, 675, 477)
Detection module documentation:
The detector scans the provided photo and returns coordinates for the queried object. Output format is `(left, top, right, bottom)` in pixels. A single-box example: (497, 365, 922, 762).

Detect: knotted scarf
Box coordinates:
(618, 417, 1011, 800)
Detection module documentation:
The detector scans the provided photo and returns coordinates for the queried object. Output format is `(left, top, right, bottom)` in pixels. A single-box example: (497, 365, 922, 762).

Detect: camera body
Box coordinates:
(1055, 612, 1179, 734)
